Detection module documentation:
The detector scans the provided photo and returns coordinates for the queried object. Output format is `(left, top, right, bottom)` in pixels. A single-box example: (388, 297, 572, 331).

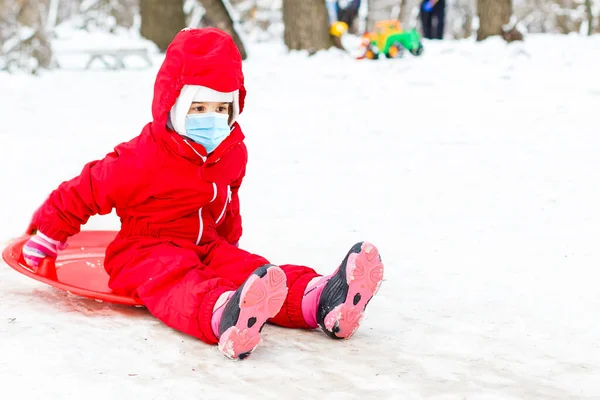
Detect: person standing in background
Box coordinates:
(420, 0, 446, 39)
(326, 0, 362, 33)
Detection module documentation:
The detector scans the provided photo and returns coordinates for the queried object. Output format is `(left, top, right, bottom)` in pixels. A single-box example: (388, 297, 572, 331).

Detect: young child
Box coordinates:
(22, 28, 384, 360)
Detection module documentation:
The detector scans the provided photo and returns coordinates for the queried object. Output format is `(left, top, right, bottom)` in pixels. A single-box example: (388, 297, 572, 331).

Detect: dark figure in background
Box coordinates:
(420, 0, 446, 39)
(327, 0, 362, 34)
(337, 0, 361, 28)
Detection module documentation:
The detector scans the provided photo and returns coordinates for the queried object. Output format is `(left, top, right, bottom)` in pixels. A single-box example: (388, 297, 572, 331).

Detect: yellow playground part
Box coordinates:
(330, 21, 349, 38)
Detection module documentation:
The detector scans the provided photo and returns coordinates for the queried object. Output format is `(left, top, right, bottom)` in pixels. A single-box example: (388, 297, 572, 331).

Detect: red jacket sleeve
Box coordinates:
(30, 138, 150, 242)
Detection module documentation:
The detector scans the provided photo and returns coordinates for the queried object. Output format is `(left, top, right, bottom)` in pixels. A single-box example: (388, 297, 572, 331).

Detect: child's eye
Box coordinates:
(217, 106, 228, 113)
(194, 106, 205, 112)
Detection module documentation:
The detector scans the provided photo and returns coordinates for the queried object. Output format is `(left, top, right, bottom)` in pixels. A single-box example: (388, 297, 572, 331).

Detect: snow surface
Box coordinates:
(1, 33, 600, 399)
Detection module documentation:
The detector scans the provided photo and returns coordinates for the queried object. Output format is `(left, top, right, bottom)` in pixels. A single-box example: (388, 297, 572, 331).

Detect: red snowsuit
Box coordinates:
(29, 28, 319, 344)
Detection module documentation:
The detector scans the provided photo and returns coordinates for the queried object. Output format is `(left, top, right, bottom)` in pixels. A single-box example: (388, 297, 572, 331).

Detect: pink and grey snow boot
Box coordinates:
(217, 264, 288, 360)
(307, 242, 384, 339)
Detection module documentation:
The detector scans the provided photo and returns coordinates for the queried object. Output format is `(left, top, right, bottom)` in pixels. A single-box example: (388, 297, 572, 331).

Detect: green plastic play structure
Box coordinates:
(358, 20, 424, 59)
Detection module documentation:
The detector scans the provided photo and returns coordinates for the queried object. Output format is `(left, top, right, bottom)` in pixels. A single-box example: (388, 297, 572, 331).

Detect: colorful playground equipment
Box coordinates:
(325, 0, 424, 60)
(357, 20, 424, 60)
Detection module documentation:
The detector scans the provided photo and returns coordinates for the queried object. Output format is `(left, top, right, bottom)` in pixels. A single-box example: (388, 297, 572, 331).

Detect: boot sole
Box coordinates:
(218, 266, 288, 359)
(318, 242, 384, 339)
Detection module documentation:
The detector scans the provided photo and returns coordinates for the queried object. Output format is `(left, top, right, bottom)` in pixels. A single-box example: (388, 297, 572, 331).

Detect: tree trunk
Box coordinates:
(112, 0, 138, 29)
(367, 0, 376, 31)
(584, 0, 593, 36)
(199, 0, 247, 60)
(282, 0, 331, 53)
(46, 0, 59, 31)
(140, 0, 186, 52)
(476, 0, 512, 41)
(16, 0, 42, 27)
(397, 0, 415, 30)
(464, 11, 474, 39)
(15, 0, 52, 71)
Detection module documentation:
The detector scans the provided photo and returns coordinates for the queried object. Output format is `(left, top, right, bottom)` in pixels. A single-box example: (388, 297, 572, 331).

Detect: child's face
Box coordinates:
(187, 102, 230, 116)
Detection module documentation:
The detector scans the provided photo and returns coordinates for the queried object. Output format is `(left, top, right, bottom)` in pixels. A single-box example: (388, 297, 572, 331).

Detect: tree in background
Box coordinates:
(397, 0, 417, 29)
(199, 0, 247, 59)
(140, 0, 186, 51)
(2, 0, 597, 74)
(514, 0, 592, 34)
(476, 0, 512, 40)
(445, 0, 474, 39)
(584, 0, 594, 34)
(0, 0, 52, 73)
(78, 0, 138, 32)
(282, 0, 331, 52)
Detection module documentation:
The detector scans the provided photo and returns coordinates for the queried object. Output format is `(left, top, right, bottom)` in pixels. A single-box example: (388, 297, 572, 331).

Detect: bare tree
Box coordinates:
(443, 0, 476, 39)
(46, 0, 59, 31)
(111, 0, 138, 30)
(199, 0, 247, 59)
(397, 0, 410, 23)
(368, 0, 395, 31)
(462, 2, 475, 38)
(397, 0, 419, 29)
(78, 0, 139, 32)
(365, 0, 420, 32)
(477, 0, 512, 40)
(282, 0, 331, 52)
(1, 0, 53, 73)
(513, 0, 589, 34)
(584, 0, 593, 35)
(140, 0, 186, 51)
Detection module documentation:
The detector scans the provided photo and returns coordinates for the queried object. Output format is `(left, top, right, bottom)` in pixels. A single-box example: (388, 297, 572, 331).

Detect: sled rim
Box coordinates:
(2, 232, 144, 307)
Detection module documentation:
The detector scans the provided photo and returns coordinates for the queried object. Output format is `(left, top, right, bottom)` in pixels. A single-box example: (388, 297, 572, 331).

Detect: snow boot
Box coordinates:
(311, 242, 384, 339)
(217, 264, 288, 360)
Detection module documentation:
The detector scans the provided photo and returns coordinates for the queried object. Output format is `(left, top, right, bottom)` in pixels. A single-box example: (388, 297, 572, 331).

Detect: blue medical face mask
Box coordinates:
(184, 112, 230, 154)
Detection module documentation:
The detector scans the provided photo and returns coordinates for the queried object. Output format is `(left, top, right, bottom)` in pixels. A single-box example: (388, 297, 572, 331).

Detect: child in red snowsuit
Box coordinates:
(22, 28, 384, 360)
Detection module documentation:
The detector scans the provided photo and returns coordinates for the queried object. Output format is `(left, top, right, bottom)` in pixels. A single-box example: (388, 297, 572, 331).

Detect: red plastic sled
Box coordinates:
(2, 230, 143, 306)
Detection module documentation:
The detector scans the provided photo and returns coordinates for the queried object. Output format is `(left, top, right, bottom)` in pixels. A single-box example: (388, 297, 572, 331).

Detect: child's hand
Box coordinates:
(22, 232, 67, 269)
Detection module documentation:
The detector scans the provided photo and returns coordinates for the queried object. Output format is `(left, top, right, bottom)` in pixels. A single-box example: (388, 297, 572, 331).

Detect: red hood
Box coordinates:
(151, 28, 246, 128)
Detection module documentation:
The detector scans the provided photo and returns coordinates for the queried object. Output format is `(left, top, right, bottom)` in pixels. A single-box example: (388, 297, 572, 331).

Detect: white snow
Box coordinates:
(1, 33, 600, 399)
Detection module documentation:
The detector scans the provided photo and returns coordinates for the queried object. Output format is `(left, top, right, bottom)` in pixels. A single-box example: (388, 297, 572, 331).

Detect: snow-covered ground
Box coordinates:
(1, 33, 600, 399)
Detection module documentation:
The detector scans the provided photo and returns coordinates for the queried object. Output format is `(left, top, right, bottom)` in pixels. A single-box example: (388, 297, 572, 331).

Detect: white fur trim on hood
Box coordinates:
(169, 85, 239, 135)
(193, 86, 234, 103)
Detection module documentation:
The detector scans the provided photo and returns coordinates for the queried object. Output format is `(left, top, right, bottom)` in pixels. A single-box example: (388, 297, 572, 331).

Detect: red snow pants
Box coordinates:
(104, 237, 320, 344)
